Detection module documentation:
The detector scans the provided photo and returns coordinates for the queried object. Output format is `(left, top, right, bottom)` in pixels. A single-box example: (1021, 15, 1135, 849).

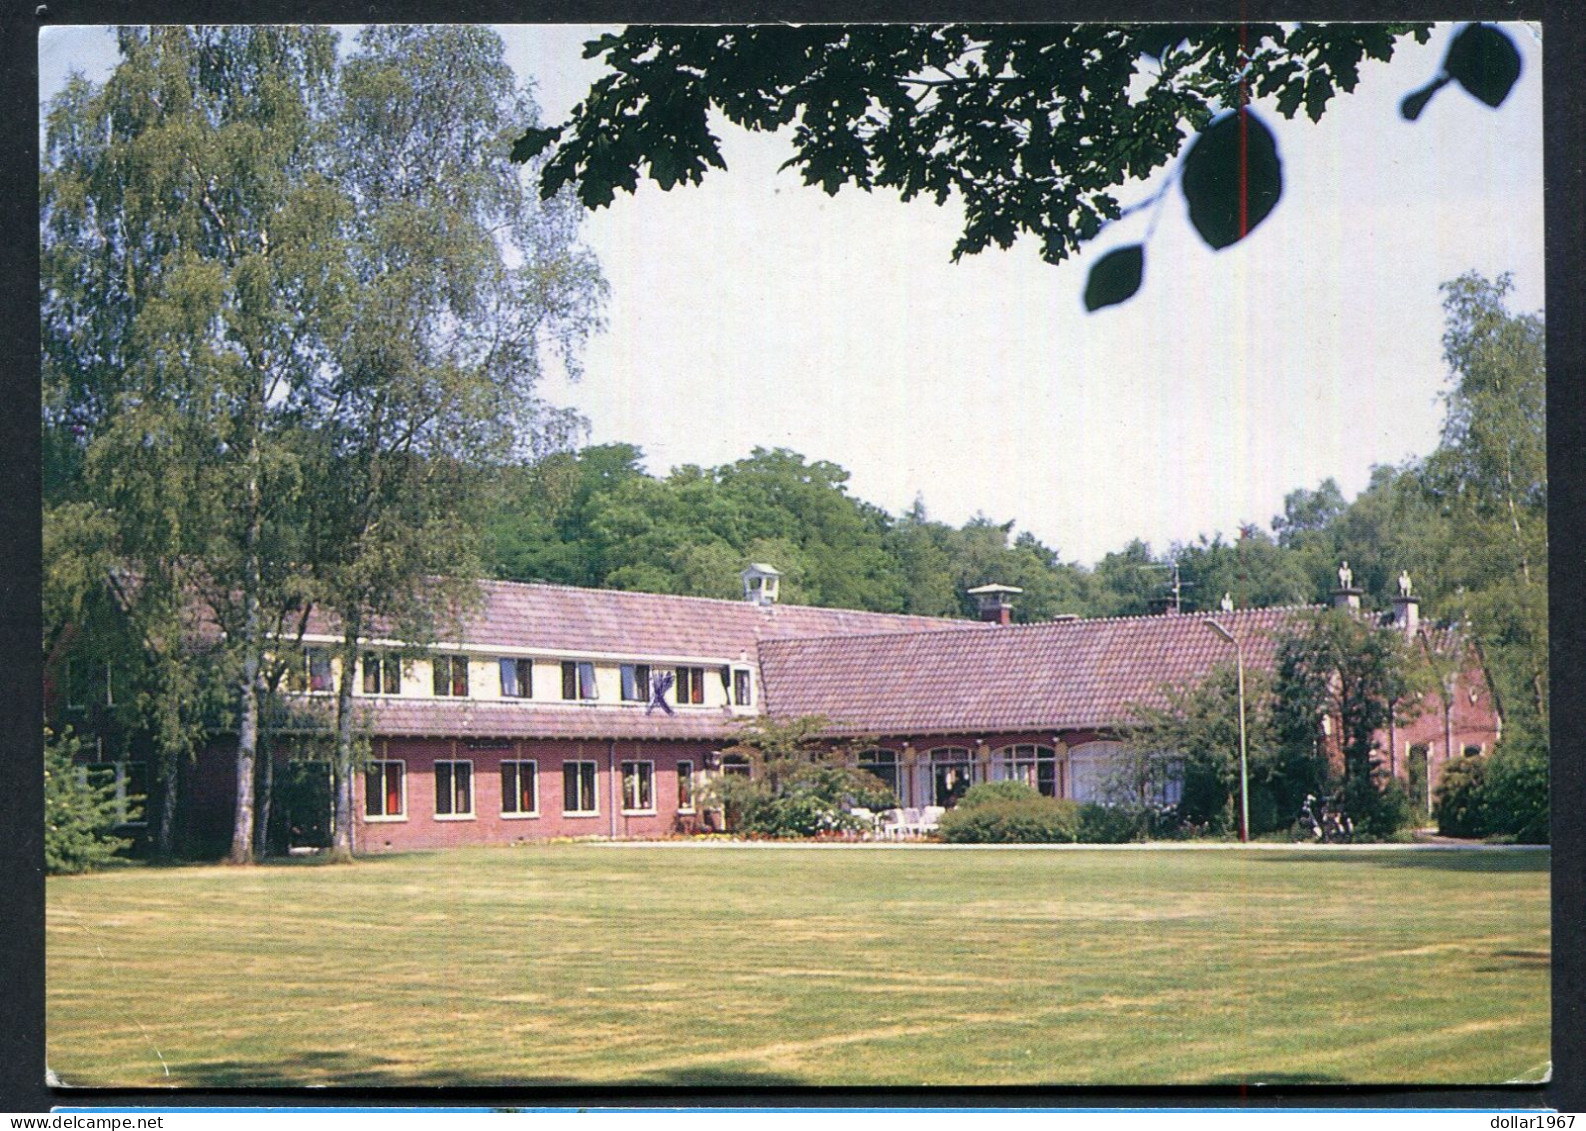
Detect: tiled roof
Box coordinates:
(309, 579, 980, 661)
(758, 606, 1308, 736)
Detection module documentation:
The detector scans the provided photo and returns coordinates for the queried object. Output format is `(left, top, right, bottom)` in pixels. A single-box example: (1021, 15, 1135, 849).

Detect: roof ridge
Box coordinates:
(479, 576, 967, 622)
(759, 603, 1324, 648)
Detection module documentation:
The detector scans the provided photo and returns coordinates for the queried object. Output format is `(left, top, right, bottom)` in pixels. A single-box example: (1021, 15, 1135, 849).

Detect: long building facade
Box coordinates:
(56, 565, 1503, 853)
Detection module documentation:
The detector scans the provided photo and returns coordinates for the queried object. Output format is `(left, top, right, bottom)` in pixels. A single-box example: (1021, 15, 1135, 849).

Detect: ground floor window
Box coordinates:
(857, 748, 900, 802)
(998, 744, 1060, 798)
(365, 760, 405, 819)
(929, 747, 972, 808)
(720, 752, 752, 777)
(82, 761, 147, 825)
(435, 760, 474, 818)
(501, 760, 538, 816)
(563, 760, 599, 814)
(677, 761, 694, 812)
(621, 760, 655, 812)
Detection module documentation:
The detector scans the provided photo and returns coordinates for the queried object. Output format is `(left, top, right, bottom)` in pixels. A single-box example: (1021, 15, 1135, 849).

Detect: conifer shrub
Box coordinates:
(45, 728, 131, 874)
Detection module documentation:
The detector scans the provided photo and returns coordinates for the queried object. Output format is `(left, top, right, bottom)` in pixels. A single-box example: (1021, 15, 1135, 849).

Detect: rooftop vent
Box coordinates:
(967, 582, 1022, 626)
(742, 563, 781, 606)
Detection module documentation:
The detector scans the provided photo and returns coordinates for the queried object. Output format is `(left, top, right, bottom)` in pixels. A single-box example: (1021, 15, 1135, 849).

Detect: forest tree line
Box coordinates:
(482, 272, 1546, 764)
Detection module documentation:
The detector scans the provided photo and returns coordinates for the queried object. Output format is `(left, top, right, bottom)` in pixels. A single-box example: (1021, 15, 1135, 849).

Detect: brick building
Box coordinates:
(55, 563, 1501, 852)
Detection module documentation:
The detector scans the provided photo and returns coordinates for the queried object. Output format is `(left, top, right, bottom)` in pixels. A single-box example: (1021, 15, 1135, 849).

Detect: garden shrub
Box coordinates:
(1434, 754, 1488, 837)
(937, 796, 1081, 843)
(1077, 802, 1146, 843)
(955, 781, 1042, 809)
(1354, 778, 1417, 840)
(1483, 741, 1548, 843)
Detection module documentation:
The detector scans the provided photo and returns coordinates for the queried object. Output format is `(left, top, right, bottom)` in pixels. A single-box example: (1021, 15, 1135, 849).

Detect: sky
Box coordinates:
(39, 23, 1546, 567)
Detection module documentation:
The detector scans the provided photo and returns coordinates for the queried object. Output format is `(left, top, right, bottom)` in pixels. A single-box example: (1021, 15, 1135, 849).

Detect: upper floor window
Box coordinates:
(365, 760, 405, 819)
(432, 655, 469, 698)
(620, 663, 652, 703)
(362, 652, 401, 696)
(562, 661, 598, 701)
(306, 647, 334, 694)
(675, 666, 705, 706)
(733, 667, 753, 707)
(499, 658, 533, 699)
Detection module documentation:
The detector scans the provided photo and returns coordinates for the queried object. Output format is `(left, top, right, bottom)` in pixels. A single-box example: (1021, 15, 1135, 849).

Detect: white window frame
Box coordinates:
(997, 744, 1060, 798)
(732, 666, 753, 707)
(561, 660, 599, 701)
(675, 665, 706, 706)
(499, 657, 534, 700)
(365, 759, 407, 822)
(362, 651, 402, 697)
(676, 760, 695, 813)
(434, 759, 475, 820)
(621, 760, 656, 814)
(501, 759, 539, 818)
(620, 663, 652, 703)
(432, 655, 470, 698)
(563, 759, 600, 816)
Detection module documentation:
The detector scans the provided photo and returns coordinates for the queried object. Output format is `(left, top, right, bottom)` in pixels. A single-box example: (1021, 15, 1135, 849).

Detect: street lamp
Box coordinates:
(1205, 618, 1250, 844)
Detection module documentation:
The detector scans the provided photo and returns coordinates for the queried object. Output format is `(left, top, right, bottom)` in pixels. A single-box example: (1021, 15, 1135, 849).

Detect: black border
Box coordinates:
(7, 0, 1581, 1115)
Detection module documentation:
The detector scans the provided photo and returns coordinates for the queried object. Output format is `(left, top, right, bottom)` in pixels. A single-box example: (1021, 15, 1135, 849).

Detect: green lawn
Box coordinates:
(46, 844, 1549, 1088)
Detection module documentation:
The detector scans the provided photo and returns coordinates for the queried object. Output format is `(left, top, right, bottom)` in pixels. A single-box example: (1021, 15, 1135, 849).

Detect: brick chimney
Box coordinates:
(967, 583, 1022, 625)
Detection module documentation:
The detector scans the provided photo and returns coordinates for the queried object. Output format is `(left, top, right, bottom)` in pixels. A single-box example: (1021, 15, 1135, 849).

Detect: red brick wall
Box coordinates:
(353, 737, 718, 852)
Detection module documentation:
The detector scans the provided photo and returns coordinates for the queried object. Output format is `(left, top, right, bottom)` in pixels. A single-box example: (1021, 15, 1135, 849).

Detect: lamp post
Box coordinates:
(1205, 618, 1249, 844)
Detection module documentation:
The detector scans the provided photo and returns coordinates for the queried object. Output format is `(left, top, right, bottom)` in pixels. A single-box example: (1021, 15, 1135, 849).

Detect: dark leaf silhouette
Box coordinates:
(1399, 76, 1450, 121)
(1180, 110, 1283, 251)
(1084, 245, 1145, 311)
(1444, 23, 1521, 108)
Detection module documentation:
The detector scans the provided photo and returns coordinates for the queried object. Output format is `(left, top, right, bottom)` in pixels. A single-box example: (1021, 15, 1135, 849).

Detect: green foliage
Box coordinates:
(1434, 754, 1488, 837)
(519, 24, 1430, 267)
(1077, 803, 1147, 844)
(699, 715, 893, 837)
(1433, 743, 1547, 843)
(1123, 663, 1274, 834)
(956, 780, 1042, 809)
(938, 796, 1081, 843)
(45, 728, 132, 875)
(1272, 609, 1412, 831)
(1482, 741, 1548, 843)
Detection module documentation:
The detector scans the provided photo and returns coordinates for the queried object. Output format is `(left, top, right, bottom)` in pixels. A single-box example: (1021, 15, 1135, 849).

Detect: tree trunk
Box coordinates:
(328, 636, 358, 862)
(228, 443, 264, 865)
(155, 757, 178, 858)
(254, 732, 273, 859)
(230, 655, 258, 864)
